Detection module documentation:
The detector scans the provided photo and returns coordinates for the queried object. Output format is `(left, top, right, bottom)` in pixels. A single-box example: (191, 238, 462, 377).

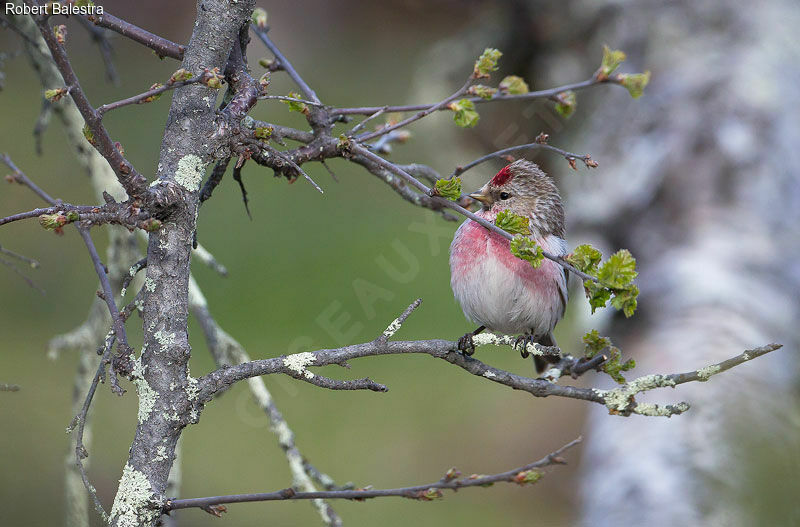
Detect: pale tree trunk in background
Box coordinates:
(413, 0, 800, 523)
(546, 1, 800, 525)
(10, 13, 143, 527)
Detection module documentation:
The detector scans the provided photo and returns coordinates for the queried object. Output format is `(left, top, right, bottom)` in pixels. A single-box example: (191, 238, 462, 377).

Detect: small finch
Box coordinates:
(449, 160, 568, 372)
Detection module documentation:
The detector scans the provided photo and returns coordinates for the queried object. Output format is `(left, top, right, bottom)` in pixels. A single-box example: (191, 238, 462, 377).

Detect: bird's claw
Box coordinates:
(457, 333, 476, 356)
(514, 335, 536, 359)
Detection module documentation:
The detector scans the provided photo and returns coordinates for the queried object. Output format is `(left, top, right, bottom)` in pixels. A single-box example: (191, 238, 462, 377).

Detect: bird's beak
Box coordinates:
(468, 189, 493, 207)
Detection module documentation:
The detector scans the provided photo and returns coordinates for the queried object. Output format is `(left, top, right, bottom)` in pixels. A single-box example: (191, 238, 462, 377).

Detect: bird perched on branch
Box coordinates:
(449, 160, 568, 372)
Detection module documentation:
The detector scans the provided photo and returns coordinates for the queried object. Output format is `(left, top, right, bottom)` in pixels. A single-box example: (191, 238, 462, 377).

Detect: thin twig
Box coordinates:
(166, 437, 581, 511)
(84, 11, 184, 60)
(356, 77, 473, 143)
(76, 16, 119, 85)
(452, 141, 597, 178)
(251, 26, 321, 104)
(258, 94, 325, 107)
(349, 105, 388, 134)
(332, 77, 603, 116)
(96, 77, 204, 116)
(260, 143, 324, 194)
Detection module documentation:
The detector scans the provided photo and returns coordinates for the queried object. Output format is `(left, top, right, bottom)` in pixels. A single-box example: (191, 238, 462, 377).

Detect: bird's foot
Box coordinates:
(457, 333, 476, 356)
(514, 334, 537, 359)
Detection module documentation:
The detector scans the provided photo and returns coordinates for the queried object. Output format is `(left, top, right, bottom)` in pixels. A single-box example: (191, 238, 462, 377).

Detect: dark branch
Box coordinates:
(165, 437, 581, 511)
(250, 25, 321, 104)
(85, 11, 185, 60)
(27, 2, 149, 199)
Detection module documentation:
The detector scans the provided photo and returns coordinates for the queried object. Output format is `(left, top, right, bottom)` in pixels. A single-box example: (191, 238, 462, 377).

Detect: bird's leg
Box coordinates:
(457, 325, 485, 356)
(514, 334, 537, 359)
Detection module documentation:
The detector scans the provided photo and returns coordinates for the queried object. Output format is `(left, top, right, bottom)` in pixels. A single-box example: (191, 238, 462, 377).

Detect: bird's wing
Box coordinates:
(556, 266, 569, 319)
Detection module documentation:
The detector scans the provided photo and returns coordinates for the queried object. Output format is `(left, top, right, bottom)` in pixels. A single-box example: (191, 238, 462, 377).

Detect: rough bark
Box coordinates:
(108, 1, 255, 525)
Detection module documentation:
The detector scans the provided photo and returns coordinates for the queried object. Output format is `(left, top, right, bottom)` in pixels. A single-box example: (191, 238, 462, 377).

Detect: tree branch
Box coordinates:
(332, 77, 605, 116)
(26, 1, 149, 199)
(84, 11, 185, 60)
(452, 138, 598, 177)
(165, 437, 581, 511)
(250, 25, 321, 104)
(195, 301, 783, 418)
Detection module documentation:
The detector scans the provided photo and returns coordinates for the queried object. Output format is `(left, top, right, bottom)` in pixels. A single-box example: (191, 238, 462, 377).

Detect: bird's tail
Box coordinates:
(533, 332, 560, 373)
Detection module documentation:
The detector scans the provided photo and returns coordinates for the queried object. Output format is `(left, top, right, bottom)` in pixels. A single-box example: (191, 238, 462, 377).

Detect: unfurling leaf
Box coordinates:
(554, 90, 576, 118)
(619, 71, 651, 99)
(582, 330, 635, 384)
(39, 213, 68, 230)
(202, 67, 223, 89)
(433, 178, 462, 201)
(572, 245, 639, 317)
(494, 209, 530, 236)
(513, 470, 543, 485)
(584, 281, 612, 313)
(140, 83, 164, 104)
(449, 99, 479, 128)
(283, 91, 308, 114)
(467, 85, 497, 100)
(82, 125, 96, 146)
(444, 468, 461, 481)
(610, 284, 639, 318)
(498, 75, 529, 95)
(169, 68, 193, 83)
(251, 8, 268, 29)
(254, 126, 272, 140)
(596, 249, 637, 289)
(44, 87, 68, 102)
(419, 488, 444, 501)
(473, 48, 502, 78)
(566, 244, 603, 274)
(600, 45, 626, 77)
(510, 235, 544, 268)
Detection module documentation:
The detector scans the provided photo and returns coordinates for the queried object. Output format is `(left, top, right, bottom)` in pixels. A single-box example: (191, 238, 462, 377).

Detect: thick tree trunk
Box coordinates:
(108, 1, 254, 525)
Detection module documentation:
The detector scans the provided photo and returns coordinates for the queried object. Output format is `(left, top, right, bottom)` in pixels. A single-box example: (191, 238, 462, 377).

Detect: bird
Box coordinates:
(449, 160, 568, 372)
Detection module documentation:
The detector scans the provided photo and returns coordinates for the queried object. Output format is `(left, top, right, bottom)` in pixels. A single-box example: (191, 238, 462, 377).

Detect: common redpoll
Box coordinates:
(449, 160, 568, 371)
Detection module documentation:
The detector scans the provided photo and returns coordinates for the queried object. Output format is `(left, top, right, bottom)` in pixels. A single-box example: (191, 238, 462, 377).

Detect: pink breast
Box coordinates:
(452, 220, 562, 296)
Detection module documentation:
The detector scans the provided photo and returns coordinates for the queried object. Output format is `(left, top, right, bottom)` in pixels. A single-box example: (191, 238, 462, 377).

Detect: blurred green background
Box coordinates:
(0, 2, 593, 525)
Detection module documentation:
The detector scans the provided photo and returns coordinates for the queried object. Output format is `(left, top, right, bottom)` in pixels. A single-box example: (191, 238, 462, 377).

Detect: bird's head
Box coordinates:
(469, 160, 565, 237)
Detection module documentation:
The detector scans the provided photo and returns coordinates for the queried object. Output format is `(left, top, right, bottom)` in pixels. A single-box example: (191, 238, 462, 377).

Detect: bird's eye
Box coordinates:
(499, 192, 511, 200)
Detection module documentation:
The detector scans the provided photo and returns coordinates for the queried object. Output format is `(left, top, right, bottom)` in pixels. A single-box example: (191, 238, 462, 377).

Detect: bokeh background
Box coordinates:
(1, 1, 799, 526)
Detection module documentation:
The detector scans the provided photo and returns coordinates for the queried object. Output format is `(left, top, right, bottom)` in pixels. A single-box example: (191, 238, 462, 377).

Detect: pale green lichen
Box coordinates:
(696, 364, 721, 381)
(144, 278, 156, 293)
(109, 463, 158, 527)
(381, 317, 403, 339)
(185, 375, 199, 401)
(471, 333, 545, 356)
(596, 374, 677, 415)
(633, 402, 690, 417)
(132, 357, 158, 423)
(174, 154, 205, 191)
(283, 352, 316, 375)
(154, 445, 168, 462)
(135, 379, 157, 423)
(482, 370, 497, 379)
(153, 329, 176, 350)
